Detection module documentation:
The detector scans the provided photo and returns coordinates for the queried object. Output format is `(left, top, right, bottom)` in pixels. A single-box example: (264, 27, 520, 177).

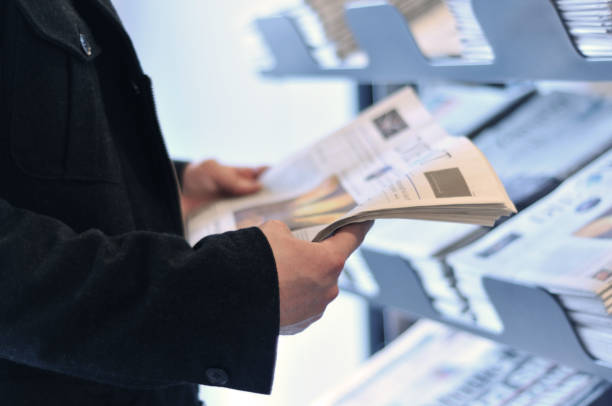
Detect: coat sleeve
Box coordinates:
(0, 198, 279, 393)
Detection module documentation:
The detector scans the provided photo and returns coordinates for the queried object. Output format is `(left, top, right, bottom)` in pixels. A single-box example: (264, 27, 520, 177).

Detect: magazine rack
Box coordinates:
(255, 0, 612, 82)
(254, 0, 612, 383)
(358, 248, 612, 381)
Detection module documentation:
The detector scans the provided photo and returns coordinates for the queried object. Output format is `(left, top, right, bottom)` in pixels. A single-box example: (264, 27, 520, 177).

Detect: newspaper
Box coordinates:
(314, 320, 609, 406)
(578, 327, 612, 365)
(299, 0, 459, 63)
(364, 91, 612, 260)
(187, 87, 516, 245)
(555, 0, 612, 58)
(446, 147, 612, 331)
(358, 91, 612, 324)
(474, 91, 612, 208)
(419, 82, 533, 137)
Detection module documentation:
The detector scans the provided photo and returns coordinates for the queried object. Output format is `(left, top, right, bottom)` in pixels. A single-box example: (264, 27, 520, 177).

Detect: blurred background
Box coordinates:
(112, 1, 370, 405)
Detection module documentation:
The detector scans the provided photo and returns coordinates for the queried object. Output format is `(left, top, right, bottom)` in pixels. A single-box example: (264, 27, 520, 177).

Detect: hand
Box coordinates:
(180, 159, 267, 218)
(259, 220, 374, 335)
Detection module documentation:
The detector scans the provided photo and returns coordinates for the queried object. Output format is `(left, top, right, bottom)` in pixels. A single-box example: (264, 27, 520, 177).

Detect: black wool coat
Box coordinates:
(0, 0, 280, 404)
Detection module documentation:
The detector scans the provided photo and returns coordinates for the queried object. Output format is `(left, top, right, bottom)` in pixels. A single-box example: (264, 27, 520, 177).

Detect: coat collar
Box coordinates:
(15, 0, 100, 60)
(89, 0, 123, 27)
(15, 0, 142, 71)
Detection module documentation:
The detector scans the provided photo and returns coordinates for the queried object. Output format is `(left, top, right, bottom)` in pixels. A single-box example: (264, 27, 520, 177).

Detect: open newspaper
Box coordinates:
(314, 320, 609, 406)
(187, 87, 516, 245)
(446, 147, 612, 336)
(353, 90, 612, 323)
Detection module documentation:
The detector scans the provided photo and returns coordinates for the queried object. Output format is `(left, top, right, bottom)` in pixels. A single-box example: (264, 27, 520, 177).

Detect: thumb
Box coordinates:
(236, 166, 269, 180)
(216, 166, 262, 196)
(320, 221, 374, 259)
(229, 176, 262, 195)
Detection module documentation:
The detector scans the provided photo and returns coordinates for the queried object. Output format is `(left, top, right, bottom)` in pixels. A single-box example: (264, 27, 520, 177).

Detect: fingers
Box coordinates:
(220, 165, 268, 196)
(230, 177, 262, 195)
(264, 218, 364, 333)
(215, 166, 263, 196)
(236, 166, 268, 179)
(252, 166, 269, 178)
(320, 221, 374, 259)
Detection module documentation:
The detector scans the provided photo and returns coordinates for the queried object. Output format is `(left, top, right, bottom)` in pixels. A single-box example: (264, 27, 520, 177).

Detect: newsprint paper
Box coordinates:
(187, 87, 516, 245)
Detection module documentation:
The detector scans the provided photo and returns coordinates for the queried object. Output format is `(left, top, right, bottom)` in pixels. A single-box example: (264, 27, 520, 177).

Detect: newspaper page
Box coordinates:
(475, 91, 612, 207)
(420, 83, 533, 137)
(446, 148, 612, 330)
(187, 87, 515, 245)
(314, 320, 608, 406)
(362, 90, 612, 260)
(355, 91, 612, 326)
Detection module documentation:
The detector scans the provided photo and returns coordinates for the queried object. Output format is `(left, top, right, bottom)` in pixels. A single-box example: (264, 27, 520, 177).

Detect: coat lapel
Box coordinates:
(14, 0, 101, 60)
(90, 0, 123, 26)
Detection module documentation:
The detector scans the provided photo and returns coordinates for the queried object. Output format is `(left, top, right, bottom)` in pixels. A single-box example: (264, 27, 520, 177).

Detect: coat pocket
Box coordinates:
(8, 0, 120, 183)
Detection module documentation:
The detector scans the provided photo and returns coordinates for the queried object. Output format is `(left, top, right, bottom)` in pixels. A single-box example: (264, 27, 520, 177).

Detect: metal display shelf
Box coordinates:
(358, 247, 612, 381)
(255, 0, 612, 82)
(255, 0, 612, 384)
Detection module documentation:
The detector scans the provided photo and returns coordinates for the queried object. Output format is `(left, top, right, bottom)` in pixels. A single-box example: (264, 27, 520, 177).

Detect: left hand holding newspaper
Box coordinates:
(187, 87, 516, 335)
(188, 87, 515, 244)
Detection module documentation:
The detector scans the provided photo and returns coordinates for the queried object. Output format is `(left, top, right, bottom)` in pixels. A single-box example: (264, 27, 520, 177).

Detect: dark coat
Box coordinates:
(0, 0, 280, 404)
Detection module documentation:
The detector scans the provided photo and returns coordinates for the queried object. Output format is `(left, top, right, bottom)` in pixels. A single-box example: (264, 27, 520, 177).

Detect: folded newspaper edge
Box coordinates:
(187, 87, 516, 245)
(313, 319, 609, 406)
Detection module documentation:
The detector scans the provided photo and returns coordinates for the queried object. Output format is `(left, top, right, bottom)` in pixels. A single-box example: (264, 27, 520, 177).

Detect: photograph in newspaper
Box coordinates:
(233, 176, 357, 230)
(356, 90, 612, 324)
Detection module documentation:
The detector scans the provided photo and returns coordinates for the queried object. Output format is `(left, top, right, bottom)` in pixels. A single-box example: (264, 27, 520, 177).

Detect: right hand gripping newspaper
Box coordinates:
(187, 87, 516, 245)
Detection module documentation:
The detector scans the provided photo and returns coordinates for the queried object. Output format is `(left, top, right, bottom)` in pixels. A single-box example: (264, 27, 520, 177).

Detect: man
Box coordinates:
(0, 0, 371, 404)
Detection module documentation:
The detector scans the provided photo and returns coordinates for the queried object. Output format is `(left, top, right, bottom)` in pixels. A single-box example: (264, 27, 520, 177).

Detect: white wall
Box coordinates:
(111, 1, 369, 405)
(113, 0, 356, 166)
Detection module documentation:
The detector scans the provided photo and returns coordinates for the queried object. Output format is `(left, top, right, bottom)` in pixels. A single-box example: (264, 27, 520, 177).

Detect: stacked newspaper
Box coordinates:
(360, 90, 612, 322)
(343, 84, 532, 314)
(187, 87, 515, 245)
(291, 0, 361, 65)
(314, 320, 610, 406)
(445, 0, 494, 61)
(555, 0, 612, 58)
(418, 82, 533, 137)
(295, 0, 461, 65)
(446, 148, 612, 365)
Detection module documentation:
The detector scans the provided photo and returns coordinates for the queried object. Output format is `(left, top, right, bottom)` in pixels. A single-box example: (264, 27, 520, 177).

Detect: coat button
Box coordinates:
(130, 80, 141, 95)
(79, 33, 92, 56)
(205, 368, 229, 386)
